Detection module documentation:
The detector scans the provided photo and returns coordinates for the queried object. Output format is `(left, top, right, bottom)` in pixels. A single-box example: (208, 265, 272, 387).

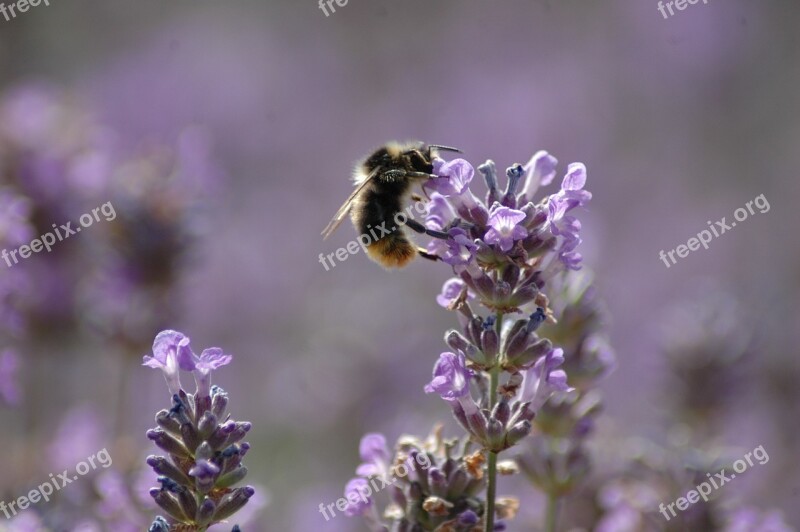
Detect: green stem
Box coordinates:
(488, 365, 499, 409)
(545, 492, 559, 532)
(484, 450, 498, 532)
(485, 311, 503, 532)
(489, 311, 503, 409)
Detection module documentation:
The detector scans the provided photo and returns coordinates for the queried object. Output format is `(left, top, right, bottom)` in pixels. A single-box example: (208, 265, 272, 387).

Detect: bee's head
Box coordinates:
(405, 143, 461, 173)
(362, 146, 395, 173)
(363, 142, 462, 174)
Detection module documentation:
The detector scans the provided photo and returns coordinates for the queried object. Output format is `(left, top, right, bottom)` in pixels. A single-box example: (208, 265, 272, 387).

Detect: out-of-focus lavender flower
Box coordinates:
(20, 408, 156, 529)
(515, 271, 613, 519)
(547, 432, 787, 530)
(0, 85, 114, 337)
(82, 132, 222, 354)
(355, 433, 391, 477)
(0, 189, 35, 340)
(723, 507, 795, 532)
(658, 287, 752, 434)
(342, 478, 373, 517)
(5, 511, 46, 531)
(0, 348, 21, 405)
(0, 189, 34, 246)
(0, 83, 221, 361)
(47, 406, 107, 473)
(594, 503, 642, 532)
(92, 469, 151, 529)
(342, 428, 513, 531)
(145, 330, 256, 530)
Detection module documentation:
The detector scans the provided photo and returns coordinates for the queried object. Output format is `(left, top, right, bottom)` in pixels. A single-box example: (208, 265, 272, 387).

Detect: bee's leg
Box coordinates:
(405, 219, 450, 240)
(410, 193, 424, 202)
(383, 169, 406, 181)
(383, 169, 438, 182)
(417, 247, 440, 262)
(428, 144, 462, 153)
(405, 171, 439, 179)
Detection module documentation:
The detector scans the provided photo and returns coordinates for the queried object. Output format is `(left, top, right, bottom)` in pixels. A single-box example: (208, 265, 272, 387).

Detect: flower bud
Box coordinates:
(505, 338, 553, 370)
(506, 420, 532, 447)
(480, 327, 499, 362)
(151, 489, 189, 522)
(213, 486, 255, 520)
(217, 466, 249, 489)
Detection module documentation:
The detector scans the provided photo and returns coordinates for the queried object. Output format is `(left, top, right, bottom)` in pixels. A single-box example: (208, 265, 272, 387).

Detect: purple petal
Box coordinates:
(195, 347, 233, 372)
(424, 192, 456, 231)
(359, 433, 389, 464)
(561, 163, 587, 191)
(437, 278, 468, 308)
(521, 151, 558, 198)
(425, 158, 475, 197)
(343, 478, 372, 517)
(151, 330, 196, 371)
(424, 351, 473, 401)
(142, 356, 165, 369)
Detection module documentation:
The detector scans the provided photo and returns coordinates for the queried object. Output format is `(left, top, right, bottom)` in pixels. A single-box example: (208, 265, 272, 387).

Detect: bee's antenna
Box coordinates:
(429, 144, 462, 153)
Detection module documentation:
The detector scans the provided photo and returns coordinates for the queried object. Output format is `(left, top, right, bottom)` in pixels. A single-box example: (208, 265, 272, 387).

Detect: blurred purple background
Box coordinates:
(0, 0, 798, 530)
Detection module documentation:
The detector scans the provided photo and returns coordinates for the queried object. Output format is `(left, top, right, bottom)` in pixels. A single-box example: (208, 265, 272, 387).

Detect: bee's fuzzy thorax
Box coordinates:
(323, 140, 440, 265)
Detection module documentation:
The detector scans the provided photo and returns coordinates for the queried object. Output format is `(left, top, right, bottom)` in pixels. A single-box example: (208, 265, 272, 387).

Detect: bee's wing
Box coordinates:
(321, 167, 381, 240)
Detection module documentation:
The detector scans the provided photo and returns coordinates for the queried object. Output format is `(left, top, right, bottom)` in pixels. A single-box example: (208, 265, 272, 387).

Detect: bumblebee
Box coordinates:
(321, 141, 460, 268)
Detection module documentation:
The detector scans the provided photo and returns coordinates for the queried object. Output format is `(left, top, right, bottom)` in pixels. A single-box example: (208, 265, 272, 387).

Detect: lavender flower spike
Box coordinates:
(146, 330, 255, 530)
(341, 148, 595, 532)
